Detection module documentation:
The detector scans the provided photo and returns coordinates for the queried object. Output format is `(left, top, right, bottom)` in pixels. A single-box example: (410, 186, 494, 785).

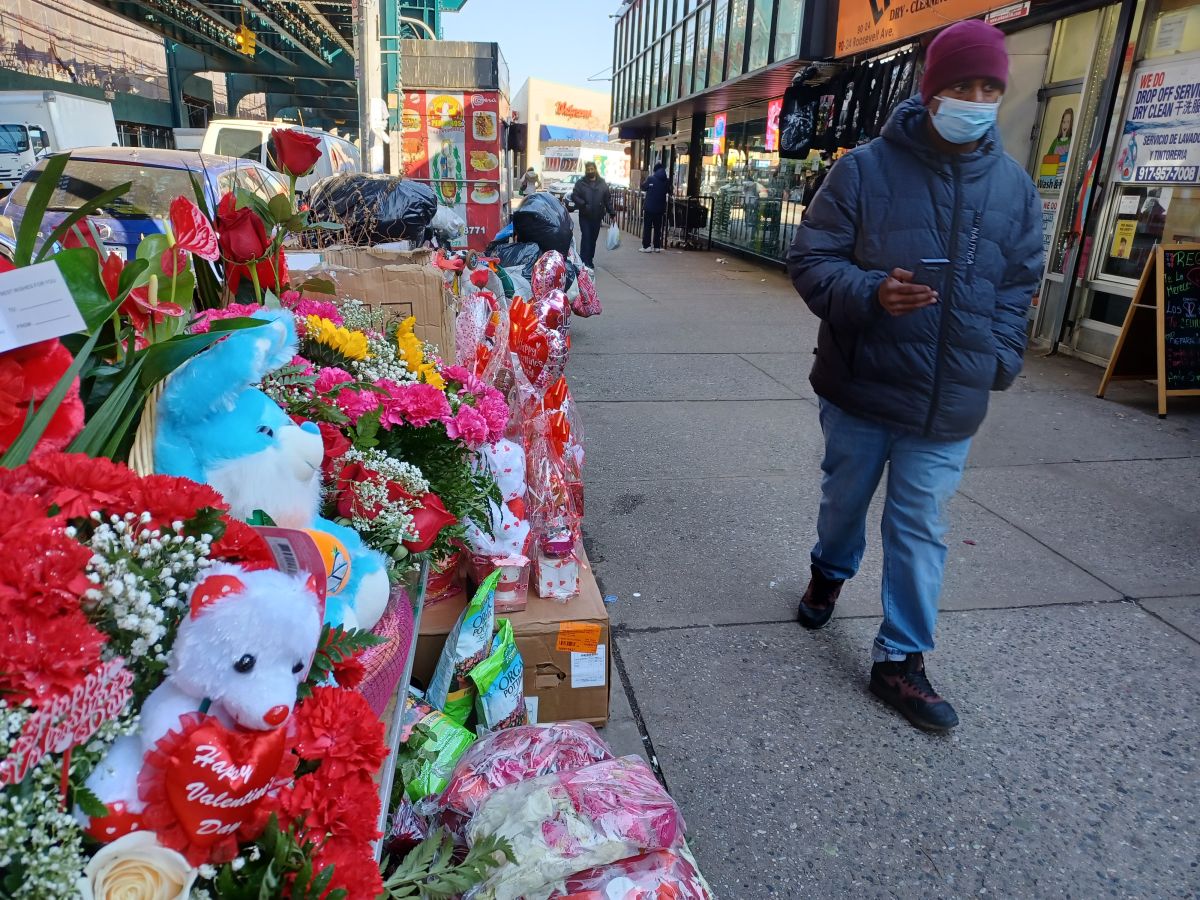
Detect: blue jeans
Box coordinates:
(812, 399, 971, 662)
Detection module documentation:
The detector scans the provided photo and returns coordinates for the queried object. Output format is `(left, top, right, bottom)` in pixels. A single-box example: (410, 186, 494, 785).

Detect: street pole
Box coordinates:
(353, 0, 382, 172)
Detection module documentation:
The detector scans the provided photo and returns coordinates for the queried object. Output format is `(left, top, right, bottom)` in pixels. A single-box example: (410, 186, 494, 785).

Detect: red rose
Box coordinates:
(271, 128, 323, 179)
(217, 204, 270, 264)
(168, 196, 220, 261)
(403, 491, 456, 553)
(316, 422, 351, 480)
(335, 462, 414, 521)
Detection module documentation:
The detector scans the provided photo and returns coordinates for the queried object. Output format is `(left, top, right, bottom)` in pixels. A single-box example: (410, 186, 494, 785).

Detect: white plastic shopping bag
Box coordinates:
(606, 222, 621, 251)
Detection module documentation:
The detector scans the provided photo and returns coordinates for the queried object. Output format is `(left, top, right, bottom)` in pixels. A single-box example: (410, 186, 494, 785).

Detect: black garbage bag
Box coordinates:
(307, 174, 438, 245)
(490, 240, 541, 273)
(512, 192, 573, 254)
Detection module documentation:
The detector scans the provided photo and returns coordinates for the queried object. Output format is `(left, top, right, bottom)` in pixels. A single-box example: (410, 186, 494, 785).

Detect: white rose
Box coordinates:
(78, 831, 198, 900)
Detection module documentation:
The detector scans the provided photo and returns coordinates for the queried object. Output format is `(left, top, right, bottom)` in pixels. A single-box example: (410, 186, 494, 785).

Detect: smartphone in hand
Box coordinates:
(913, 258, 949, 296)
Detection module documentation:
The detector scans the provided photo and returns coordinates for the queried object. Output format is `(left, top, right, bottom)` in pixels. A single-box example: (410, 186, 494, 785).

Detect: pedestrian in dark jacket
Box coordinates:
(571, 162, 615, 268)
(639, 163, 671, 252)
(786, 20, 1042, 733)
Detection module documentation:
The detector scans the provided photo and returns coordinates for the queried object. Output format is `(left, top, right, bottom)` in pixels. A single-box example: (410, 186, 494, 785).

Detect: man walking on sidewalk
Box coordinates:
(572, 161, 615, 269)
(786, 20, 1042, 733)
(640, 162, 671, 253)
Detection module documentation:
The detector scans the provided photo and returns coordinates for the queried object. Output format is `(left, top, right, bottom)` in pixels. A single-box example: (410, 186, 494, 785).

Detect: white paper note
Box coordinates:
(570, 644, 607, 689)
(525, 696, 539, 725)
(0, 261, 86, 352)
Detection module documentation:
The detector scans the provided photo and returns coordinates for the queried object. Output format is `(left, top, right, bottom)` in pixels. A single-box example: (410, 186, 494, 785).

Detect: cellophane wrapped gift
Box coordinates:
(464, 756, 686, 900)
(468, 552, 531, 613)
(547, 849, 714, 899)
(427, 722, 614, 840)
(534, 546, 581, 601)
(382, 795, 429, 859)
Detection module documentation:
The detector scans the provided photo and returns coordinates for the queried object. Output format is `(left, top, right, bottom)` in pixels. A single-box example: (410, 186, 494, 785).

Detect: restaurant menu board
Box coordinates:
(1160, 246, 1200, 390)
(400, 89, 503, 250)
(1098, 243, 1200, 415)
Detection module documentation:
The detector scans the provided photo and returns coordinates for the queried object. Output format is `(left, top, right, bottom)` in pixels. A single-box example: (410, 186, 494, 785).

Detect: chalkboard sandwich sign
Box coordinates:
(1098, 242, 1200, 417)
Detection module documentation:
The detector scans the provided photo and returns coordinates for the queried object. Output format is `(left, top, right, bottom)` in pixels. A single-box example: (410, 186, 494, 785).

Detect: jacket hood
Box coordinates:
(882, 96, 1003, 174)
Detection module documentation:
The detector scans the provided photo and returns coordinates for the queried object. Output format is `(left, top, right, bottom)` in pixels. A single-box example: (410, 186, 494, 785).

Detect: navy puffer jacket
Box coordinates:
(787, 97, 1042, 441)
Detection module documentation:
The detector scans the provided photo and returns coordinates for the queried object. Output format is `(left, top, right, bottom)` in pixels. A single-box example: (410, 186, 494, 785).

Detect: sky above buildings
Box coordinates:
(441, 0, 618, 97)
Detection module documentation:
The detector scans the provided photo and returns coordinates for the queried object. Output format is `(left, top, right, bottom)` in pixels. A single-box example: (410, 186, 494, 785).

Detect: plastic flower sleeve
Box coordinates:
(429, 722, 614, 840)
(465, 756, 687, 900)
(547, 849, 713, 899)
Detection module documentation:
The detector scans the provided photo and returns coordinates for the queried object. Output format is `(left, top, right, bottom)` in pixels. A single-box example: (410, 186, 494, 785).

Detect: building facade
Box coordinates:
(612, 0, 1200, 372)
(511, 78, 627, 187)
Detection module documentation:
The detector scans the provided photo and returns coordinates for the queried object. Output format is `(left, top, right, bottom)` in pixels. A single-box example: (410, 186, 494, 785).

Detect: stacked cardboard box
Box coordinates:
(412, 551, 610, 726)
(299, 245, 456, 358)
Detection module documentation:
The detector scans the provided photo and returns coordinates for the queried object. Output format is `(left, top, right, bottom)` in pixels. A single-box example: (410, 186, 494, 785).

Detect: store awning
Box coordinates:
(539, 125, 610, 142)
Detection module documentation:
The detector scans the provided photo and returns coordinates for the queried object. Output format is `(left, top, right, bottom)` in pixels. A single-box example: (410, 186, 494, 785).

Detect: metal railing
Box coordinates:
(611, 187, 713, 251)
(706, 193, 806, 265)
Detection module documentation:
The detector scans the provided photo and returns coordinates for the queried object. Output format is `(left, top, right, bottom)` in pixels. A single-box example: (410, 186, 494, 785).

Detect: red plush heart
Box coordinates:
(138, 713, 289, 866)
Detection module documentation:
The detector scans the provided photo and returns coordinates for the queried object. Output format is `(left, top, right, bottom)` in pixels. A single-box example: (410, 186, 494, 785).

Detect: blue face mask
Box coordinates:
(930, 96, 1000, 144)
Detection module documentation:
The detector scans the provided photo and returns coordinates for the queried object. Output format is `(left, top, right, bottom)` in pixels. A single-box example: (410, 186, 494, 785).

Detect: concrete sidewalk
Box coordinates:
(578, 238, 1200, 899)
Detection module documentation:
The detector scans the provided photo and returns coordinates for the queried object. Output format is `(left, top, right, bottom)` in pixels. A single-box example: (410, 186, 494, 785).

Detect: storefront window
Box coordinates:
(682, 18, 695, 97)
(727, 0, 749, 79)
(749, 0, 771, 71)
(774, 0, 803, 61)
(1144, 1, 1200, 58)
(1050, 9, 1101, 83)
(695, 7, 711, 93)
(669, 27, 682, 101)
(710, 1, 728, 86)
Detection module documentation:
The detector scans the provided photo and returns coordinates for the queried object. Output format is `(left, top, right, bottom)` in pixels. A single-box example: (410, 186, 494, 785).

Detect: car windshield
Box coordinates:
(10, 158, 198, 219)
(0, 125, 29, 154)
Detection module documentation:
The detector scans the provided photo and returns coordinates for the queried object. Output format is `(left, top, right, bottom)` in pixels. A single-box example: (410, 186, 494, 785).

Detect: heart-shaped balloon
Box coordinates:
(533, 288, 571, 339)
(510, 299, 568, 395)
(138, 713, 288, 865)
(531, 251, 568, 300)
(572, 267, 602, 318)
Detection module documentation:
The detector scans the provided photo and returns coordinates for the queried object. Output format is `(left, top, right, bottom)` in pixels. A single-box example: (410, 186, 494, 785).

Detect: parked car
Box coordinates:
(202, 120, 360, 194)
(1, 147, 289, 261)
(547, 173, 585, 206)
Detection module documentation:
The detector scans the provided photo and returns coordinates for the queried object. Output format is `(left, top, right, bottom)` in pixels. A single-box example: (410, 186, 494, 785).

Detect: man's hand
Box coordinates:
(878, 268, 938, 316)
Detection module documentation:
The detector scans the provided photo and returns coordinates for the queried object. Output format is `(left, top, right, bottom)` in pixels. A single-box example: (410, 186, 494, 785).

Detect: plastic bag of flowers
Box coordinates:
(463, 756, 687, 900)
(425, 721, 614, 841)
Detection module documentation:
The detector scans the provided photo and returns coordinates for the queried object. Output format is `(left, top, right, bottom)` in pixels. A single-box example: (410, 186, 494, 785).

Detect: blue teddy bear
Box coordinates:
(155, 309, 390, 631)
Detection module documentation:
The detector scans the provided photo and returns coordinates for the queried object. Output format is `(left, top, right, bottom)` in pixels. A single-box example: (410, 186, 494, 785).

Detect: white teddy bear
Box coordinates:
(83, 564, 322, 844)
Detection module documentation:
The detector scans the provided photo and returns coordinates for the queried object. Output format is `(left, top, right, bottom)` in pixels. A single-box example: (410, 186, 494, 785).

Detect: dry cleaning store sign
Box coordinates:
(1117, 56, 1200, 185)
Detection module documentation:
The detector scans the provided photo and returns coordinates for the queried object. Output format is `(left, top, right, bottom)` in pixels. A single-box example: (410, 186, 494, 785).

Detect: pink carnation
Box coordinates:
(381, 382, 452, 429)
(282, 291, 344, 326)
(315, 367, 354, 394)
(477, 391, 510, 443)
(445, 403, 489, 447)
(442, 365, 485, 394)
(335, 388, 381, 423)
(190, 303, 263, 333)
(289, 356, 315, 376)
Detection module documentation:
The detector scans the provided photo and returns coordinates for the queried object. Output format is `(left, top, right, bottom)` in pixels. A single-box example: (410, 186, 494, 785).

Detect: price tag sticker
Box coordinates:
(0, 261, 86, 352)
(556, 621, 602, 654)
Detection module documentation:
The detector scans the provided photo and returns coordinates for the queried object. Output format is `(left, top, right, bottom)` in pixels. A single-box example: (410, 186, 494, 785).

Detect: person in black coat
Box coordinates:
(639, 163, 671, 252)
(570, 162, 615, 268)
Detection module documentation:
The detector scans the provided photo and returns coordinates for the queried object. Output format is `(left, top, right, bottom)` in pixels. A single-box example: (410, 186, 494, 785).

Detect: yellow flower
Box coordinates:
(396, 315, 429, 371)
(420, 363, 446, 390)
(306, 315, 370, 361)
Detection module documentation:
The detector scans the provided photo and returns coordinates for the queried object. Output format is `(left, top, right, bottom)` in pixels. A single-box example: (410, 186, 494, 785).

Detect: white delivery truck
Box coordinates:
(0, 91, 120, 192)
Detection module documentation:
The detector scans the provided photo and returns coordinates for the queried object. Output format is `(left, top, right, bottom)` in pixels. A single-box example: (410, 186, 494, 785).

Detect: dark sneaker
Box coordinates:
(870, 654, 959, 733)
(796, 565, 844, 630)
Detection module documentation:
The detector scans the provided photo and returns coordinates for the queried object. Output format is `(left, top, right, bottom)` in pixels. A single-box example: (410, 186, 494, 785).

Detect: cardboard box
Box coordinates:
(412, 552, 610, 726)
(301, 245, 454, 359)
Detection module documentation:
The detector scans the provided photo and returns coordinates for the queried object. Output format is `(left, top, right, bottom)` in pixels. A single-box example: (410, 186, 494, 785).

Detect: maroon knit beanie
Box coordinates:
(920, 19, 1009, 104)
